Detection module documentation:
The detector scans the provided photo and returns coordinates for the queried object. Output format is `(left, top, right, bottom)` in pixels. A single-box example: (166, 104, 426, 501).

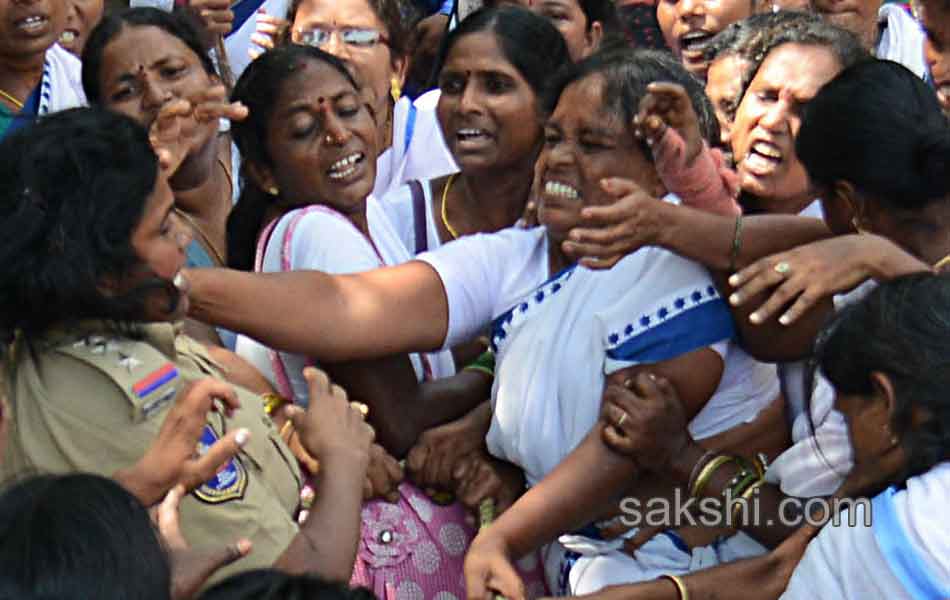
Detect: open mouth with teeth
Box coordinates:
(679, 30, 714, 55)
(743, 140, 784, 176)
(455, 128, 492, 147)
(326, 152, 365, 181)
(544, 181, 581, 200)
(15, 14, 49, 35)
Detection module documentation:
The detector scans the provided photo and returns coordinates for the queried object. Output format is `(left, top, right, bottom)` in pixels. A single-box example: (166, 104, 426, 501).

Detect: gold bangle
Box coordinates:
(660, 574, 690, 600)
(732, 479, 767, 524)
(262, 392, 289, 416)
(691, 455, 735, 498)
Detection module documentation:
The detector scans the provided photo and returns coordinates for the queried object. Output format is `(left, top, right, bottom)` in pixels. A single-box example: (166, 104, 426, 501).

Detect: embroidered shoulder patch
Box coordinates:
(193, 425, 248, 504)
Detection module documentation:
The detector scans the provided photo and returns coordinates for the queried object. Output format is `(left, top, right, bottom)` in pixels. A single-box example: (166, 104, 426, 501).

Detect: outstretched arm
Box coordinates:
(186, 261, 449, 362)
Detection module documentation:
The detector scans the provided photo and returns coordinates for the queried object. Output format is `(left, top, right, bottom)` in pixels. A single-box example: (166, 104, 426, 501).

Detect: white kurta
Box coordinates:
(419, 225, 780, 590)
(236, 197, 455, 404)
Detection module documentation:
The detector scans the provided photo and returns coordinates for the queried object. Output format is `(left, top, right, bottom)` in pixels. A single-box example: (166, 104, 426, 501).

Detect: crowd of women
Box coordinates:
(0, 0, 948, 598)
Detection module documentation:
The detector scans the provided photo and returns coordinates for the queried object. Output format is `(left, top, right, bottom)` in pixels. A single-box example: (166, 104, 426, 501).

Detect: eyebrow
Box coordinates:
(112, 56, 180, 85)
(280, 89, 357, 117)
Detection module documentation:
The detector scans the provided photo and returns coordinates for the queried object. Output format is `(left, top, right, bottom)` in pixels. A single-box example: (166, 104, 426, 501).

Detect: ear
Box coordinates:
(246, 161, 278, 195)
(584, 21, 604, 58)
(869, 371, 900, 439)
(392, 54, 409, 89)
(832, 180, 865, 228)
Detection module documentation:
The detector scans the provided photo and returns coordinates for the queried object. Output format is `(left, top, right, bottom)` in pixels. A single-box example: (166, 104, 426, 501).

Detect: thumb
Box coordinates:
(171, 539, 252, 600)
(599, 177, 641, 198)
(181, 428, 249, 493)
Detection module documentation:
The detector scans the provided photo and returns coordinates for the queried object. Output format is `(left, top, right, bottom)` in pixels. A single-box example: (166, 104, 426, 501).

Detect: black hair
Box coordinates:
(740, 15, 868, 98)
(285, 0, 411, 58)
(703, 10, 816, 63)
(82, 7, 218, 104)
(814, 274, 950, 488)
(433, 5, 572, 103)
(797, 59, 950, 210)
(227, 45, 358, 272)
(0, 473, 171, 600)
(546, 48, 720, 153)
(0, 107, 175, 338)
(579, 0, 622, 38)
(200, 569, 376, 600)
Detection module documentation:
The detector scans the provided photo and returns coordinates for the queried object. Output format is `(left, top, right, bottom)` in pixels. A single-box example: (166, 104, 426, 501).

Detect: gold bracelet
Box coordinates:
(660, 574, 690, 600)
(262, 392, 289, 416)
(691, 455, 735, 498)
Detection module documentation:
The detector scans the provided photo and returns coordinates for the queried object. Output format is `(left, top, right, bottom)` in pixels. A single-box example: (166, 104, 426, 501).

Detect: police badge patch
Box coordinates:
(193, 425, 248, 504)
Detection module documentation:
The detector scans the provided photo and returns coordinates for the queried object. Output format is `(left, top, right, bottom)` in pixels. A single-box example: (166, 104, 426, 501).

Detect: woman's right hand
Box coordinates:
(117, 378, 250, 507)
(464, 531, 527, 600)
(249, 10, 288, 60)
(600, 373, 692, 472)
(285, 367, 374, 473)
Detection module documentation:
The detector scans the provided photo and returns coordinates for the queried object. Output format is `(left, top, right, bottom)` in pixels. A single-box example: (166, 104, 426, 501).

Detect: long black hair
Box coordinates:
(200, 569, 376, 600)
(797, 59, 950, 210)
(0, 107, 175, 338)
(226, 45, 358, 272)
(814, 274, 950, 488)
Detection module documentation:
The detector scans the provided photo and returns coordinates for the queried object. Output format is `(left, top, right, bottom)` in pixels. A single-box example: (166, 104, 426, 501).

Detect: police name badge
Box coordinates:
(193, 425, 249, 504)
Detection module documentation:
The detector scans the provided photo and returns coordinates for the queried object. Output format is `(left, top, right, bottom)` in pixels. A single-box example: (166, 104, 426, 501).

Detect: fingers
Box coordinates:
(744, 277, 805, 325)
(563, 239, 633, 266)
(170, 539, 252, 600)
(181, 377, 240, 417)
(182, 428, 249, 492)
(602, 423, 636, 454)
(406, 443, 430, 479)
(487, 561, 527, 600)
(198, 9, 234, 36)
(303, 366, 332, 403)
(250, 33, 276, 51)
(598, 177, 644, 200)
(157, 484, 188, 549)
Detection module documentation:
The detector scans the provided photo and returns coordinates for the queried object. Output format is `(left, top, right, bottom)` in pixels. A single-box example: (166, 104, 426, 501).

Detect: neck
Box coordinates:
(379, 99, 394, 152)
(452, 160, 535, 234)
(546, 233, 572, 276)
(0, 52, 46, 103)
(742, 190, 815, 216)
(169, 138, 219, 194)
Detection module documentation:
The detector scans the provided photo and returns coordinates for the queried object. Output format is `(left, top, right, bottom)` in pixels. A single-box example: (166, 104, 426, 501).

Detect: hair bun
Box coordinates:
(914, 118, 950, 197)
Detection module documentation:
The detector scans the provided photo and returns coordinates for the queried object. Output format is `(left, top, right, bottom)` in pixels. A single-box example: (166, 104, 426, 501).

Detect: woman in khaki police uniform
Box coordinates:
(0, 107, 374, 584)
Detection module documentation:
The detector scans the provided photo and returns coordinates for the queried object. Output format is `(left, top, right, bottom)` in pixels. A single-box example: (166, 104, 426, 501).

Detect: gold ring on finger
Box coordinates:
(773, 262, 792, 276)
(617, 412, 627, 427)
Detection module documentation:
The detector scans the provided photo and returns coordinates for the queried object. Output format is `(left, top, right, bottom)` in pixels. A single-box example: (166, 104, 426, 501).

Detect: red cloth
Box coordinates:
(653, 126, 742, 217)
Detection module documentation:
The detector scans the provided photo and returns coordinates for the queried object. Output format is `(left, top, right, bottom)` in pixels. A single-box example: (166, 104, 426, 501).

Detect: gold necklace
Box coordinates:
(0, 88, 23, 111)
(441, 173, 461, 240)
(175, 207, 226, 266)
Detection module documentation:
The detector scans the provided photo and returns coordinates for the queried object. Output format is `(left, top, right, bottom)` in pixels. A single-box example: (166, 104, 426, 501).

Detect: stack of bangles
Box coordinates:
(688, 450, 768, 524)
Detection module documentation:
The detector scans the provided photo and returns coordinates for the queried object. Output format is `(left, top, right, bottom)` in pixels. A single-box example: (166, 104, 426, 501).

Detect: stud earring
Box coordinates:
(267, 186, 279, 196)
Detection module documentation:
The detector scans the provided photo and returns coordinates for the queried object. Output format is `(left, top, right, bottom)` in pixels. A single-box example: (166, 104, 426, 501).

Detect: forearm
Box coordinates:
(186, 264, 448, 361)
(583, 549, 793, 600)
(657, 208, 831, 272)
(484, 428, 638, 558)
(410, 370, 492, 440)
(274, 451, 366, 578)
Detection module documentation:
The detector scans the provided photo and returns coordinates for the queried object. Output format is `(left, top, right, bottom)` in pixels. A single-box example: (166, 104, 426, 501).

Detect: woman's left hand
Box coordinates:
(562, 178, 670, 270)
(156, 485, 253, 600)
(452, 453, 525, 523)
(727, 234, 930, 326)
(363, 443, 404, 502)
(600, 373, 692, 472)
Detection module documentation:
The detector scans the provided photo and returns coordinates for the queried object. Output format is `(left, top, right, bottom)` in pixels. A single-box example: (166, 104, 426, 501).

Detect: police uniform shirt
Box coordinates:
(1, 321, 303, 582)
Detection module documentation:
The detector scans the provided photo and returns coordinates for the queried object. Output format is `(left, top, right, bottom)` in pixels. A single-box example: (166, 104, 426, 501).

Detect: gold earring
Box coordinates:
(390, 76, 402, 103)
(852, 217, 869, 234)
(267, 186, 279, 196)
